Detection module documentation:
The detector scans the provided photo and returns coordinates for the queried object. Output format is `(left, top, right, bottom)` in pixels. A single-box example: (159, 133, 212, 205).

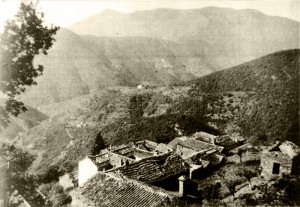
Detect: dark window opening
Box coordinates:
(272, 162, 280, 174)
(155, 159, 166, 166)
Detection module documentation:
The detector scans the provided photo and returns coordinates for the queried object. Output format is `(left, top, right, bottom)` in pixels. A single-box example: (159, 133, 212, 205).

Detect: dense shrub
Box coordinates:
(187, 49, 300, 145)
(101, 114, 220, 146)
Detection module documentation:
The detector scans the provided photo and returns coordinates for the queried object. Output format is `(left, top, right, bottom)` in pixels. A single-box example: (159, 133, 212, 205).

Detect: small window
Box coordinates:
(272, 162, 280, 174)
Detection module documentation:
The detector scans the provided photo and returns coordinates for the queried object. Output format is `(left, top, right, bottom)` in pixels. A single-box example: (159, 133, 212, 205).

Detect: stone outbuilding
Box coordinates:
(260, 141, 300, 178)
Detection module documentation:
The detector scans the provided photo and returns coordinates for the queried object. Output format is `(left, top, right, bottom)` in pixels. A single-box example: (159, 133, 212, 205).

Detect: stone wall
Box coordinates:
(133, 148, 154, 160)
(114, 146, 133, 156)
(144, 140, 158, 150)
(155, 143, 171, 154)
(175, 145, 198, 159)
(96, 160, 113, 171)
(78, 157, 98, 186)
(109, 152, 135, 168)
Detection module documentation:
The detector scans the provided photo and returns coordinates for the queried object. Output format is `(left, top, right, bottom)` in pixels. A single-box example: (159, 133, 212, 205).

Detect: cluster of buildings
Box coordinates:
(66, 132, 247, 207)
(57, 130, 300, 207)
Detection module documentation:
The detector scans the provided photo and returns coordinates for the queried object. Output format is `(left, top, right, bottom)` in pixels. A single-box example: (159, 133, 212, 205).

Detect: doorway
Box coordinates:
(272, 162, 280, 174)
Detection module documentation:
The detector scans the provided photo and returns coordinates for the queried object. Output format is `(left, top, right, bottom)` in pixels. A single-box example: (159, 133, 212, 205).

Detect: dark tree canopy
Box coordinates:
(0, 1, 59, 123)
(91, 133, 107, 155)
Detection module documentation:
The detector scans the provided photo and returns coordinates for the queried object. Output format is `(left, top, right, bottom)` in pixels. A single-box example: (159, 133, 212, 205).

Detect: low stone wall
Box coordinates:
(175, 145, 198, 159)
(133, 148, 154, 160)
(109, 152, 135, 168)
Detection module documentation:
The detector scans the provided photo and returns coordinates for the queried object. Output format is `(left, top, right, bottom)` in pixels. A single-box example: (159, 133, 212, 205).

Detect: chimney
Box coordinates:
(178, 175, 188, 197)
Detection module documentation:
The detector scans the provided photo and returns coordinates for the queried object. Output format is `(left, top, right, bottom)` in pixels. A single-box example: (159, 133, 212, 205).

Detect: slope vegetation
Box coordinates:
(188, 49, 299, 145)
(10, 50, 299, 178)
(0, 103, 48, 142)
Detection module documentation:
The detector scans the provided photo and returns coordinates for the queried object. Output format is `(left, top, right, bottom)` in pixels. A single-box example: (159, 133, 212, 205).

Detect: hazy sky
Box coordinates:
(0, 0, 299, 31)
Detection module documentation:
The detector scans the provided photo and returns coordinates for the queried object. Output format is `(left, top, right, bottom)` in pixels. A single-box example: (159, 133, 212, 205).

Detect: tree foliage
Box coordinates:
(91, 133, 107, 155)
(0, 1, 59, 122)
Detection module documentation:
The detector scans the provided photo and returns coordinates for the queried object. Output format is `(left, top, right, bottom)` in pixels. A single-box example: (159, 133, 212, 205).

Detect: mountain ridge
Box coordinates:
(19, 7, 299, 107)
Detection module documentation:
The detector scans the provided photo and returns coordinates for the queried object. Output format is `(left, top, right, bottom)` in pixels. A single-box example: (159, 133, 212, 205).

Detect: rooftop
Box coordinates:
(168, 137, 224, 153)
(112, 153, 190, 184)
(264, 141, 300, 159)
(279, 141, 300, 158)
(71, 172, 171, 207)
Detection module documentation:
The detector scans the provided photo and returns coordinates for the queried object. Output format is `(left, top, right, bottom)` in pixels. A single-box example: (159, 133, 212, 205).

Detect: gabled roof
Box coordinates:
(279, 141, 300, 158)
(168, 137, 224, 153)
(70, 172, 171, 207)
(264, 141, 300, 159)
(112, 153, 189, 184)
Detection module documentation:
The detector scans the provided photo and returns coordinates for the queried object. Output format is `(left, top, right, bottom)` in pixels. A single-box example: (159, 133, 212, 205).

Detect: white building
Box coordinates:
(78, 157, 98, 187)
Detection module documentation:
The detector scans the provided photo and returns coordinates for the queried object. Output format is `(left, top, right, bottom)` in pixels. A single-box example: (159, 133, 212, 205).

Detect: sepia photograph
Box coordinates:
(0, 0, 299, 206)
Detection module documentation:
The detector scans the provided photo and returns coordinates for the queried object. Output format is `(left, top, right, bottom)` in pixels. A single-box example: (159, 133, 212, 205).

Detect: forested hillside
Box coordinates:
(188, 49, 299, 145)
(8, 50, 299, 181)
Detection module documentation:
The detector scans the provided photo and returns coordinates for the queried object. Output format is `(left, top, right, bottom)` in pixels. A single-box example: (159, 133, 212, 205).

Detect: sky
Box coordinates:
(0, 0, 299, 31)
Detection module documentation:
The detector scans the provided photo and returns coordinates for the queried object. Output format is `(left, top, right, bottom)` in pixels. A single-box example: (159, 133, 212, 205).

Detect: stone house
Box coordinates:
(260, 141, 300, 178)
(167, 136, 224, 159)
(77, 140, 165, 186)
(71, 154, 192, 206)
(78, 157, 98, 186)
(192, 131, 217, 144)
(110, 153, 190, 186)
(70, 172, 172, 207)
(215, 134, 245, 153)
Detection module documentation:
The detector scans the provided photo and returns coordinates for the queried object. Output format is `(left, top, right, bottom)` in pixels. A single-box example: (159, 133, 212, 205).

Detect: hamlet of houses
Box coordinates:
(61, 131, 300, 207)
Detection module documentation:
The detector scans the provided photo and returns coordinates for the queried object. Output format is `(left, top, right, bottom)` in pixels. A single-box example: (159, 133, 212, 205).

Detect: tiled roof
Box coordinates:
(70, 172, 171, 207)
(279, 141, 300, 158)
(113, 153, 189, 184)
(168, 137, 224, 153)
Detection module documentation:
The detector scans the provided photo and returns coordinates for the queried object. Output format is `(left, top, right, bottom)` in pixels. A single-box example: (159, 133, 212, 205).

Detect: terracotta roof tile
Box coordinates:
(113, 153, 189, 184)
(70, 173, 170, 207)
